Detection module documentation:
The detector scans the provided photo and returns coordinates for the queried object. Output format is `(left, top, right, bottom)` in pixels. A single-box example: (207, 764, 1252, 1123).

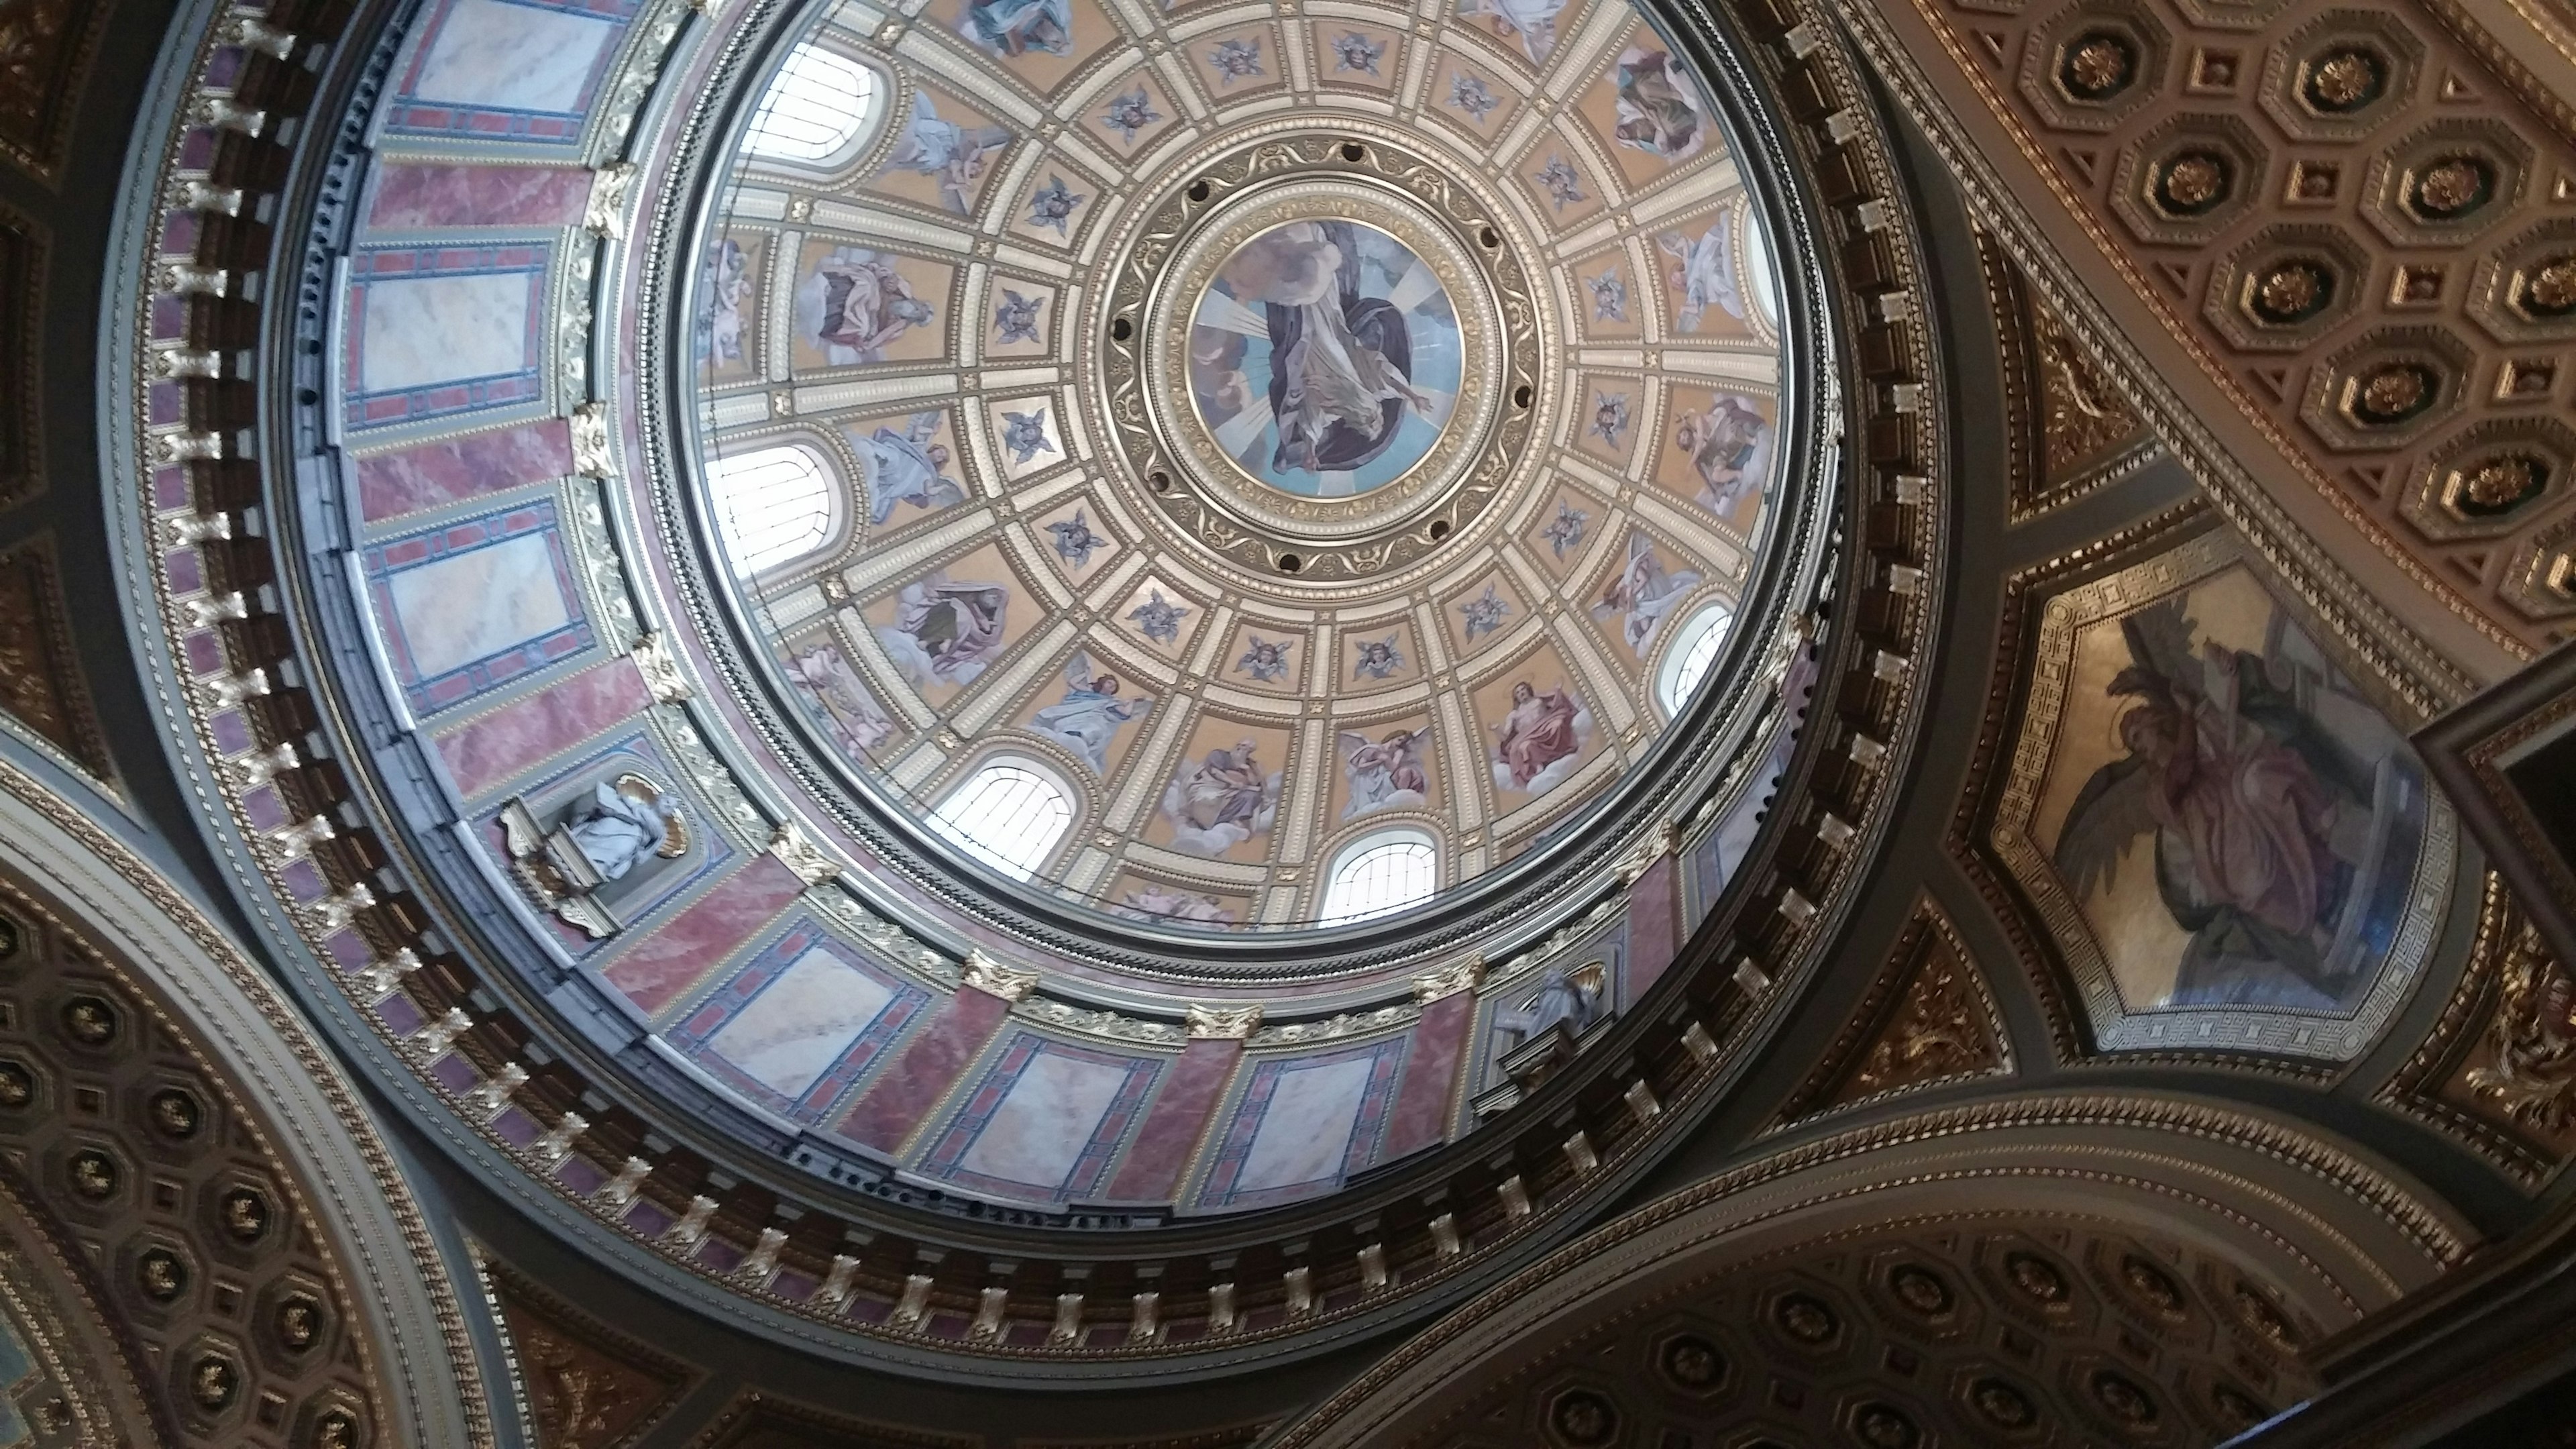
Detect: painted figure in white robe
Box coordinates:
(1458, 0, 1565, 61)
(959, 0, 1071, 56)
(1340, 728, 1430, 819)
(1593, 529, 1703, 654)
(855, 413, 963, 523)
(1028, 653, 1150, 773)
(885, 94, 1012, 213)
(1658, 214, 1748, 333)
(1220, 220, 1430, 475)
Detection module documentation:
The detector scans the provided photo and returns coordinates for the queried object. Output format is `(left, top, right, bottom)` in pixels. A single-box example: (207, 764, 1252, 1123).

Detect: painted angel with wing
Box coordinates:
(1028, 651, 1150, 773)
(1339, 727, 1429, 820)
(2051, 596, 2384, 1010)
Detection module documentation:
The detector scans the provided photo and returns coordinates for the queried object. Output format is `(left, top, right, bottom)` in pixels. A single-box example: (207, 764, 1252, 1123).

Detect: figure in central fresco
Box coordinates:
(1232, 220, 1426, 474)
(1192, 220, 1460, 496)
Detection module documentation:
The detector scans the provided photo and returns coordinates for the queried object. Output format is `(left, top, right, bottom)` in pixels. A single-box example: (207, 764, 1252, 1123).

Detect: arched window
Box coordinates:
(1741, 209, 1780, 329)
(743, 44, 881, 168)
(1656, 602, 1733, 718)
(708, 444, 835, 576)
(1318, 830, 1438, 925)
(928, 759, 1074, 880)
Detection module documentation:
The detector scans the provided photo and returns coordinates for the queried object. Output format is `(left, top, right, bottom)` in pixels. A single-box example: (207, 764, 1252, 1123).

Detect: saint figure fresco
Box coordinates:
(959, 0, 1071, 56)
(875, 571, 1009, 688)
(1458, 0, 1565, 62)
(1491, 680, 1591, 794)
(1112, 883, 1237, 926)
(1672, 393, 1772, 515)
(698, 237, 751, 366)
(1161, 740, 1282, 854)
(1659, 212, 1748, 333)
(786, 643, 898, 757)
(882, 94, 1012, 213)
(1593, 529, 1703, 654)
(1340, 729, 1430, 819)
(1611, 48, 1705, 160)
(1029, 652, 1150, 773)
(853, 413, 964, 523)
(2045, 582, 2427, 1012)
(802, 248, 933, 365)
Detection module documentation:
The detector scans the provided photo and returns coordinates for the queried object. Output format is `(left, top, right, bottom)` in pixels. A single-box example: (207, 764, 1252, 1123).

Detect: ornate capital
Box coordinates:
(767, 821, 841, 888)
(1186, 1003, 1263, 1040)
(630, 634, 691, 705)
(569, 400, 616, 480)
(962, 949, 1039, 1003)
(1412, 955, 1486, 1005)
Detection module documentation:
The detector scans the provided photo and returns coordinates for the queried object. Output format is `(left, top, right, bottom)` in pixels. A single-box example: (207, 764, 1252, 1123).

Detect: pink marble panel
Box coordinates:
(600, 855, 806, 1017)
(1104, 1037, 1240, 1201)
(368, 164, 594, 229)
(356, 419, 574, 523)
(433, 657, 649, 798)
(834, 985, 1012, 1153)
(1380, 992, 1472, 1159)
(1625, 855, 1680, 1000)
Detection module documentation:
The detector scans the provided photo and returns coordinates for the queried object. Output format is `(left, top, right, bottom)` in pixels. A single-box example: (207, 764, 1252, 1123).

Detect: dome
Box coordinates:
(672, 0, 1809, 939)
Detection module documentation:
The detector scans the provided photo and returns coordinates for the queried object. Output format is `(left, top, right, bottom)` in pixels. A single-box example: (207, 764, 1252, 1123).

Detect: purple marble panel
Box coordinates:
(1380, 991, 1472, 1160)
(433, 657, 649, 799)
(600, 854, 807, 1018)
(1104, 1038, 1239, 1201)
(667, 918, 932, 1122)
(342, 244, 547, 431)
(364, 499, 594, 717)
(356, 418, 575, 524)
(1194, 1039, 1406, 1211)
(368, 163, 595, 229)
(834, 986, 1013, 1154)
(1625, 854, 1680, 1000)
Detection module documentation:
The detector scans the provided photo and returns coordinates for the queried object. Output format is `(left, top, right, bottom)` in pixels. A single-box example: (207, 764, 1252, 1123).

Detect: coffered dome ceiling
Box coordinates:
(683, 0, 1796, 932)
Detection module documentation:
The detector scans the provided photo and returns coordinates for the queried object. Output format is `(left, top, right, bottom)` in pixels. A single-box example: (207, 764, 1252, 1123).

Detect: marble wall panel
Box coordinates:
(1380, 989, 1473, 1159)
(356, 419, 575, 525)
(366, 164, 596, 230)
(382, 0, 640, 144)
(600, 855, 808, 1017)
(920, 1034, 1159, 1202)
(667, 920, 932, 1118)
(1102, 1037, 1240, 1200)
(364, 500, 593, 716)
(833, 986, 1014, 1153)
(1195, 1039, 1404, 1210)
(432, 655, 648, 799)
(343, 246, 546, 431)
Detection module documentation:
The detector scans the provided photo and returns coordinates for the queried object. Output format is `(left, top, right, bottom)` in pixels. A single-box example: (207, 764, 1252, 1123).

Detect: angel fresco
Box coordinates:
(1491, 681, 1591, 794)
(1673, 394, 1772, 515)
(806, 249, 934, 364)
(1611, 49, 1706, 161)
(2048, 591, 2426, 1012)
(875, 572, 1008, 688)
(1161, 740, 1281, 855)
(1659, 212, 1748, 333)
(853, 413, 963, 524)
(883, 94, 1012, 214)
(1028, 652, 1149, 773)
(1340, 728, 1430, 819)
(1593, 529, 1702, 654)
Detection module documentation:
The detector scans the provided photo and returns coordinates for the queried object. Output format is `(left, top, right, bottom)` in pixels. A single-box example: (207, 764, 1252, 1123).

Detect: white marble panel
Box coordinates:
(710, 949, 896, 1097)
(360, 272, 534, 394)
(384, 532, 570, 680)
(957, 1049, 1126, 1189)
(413, 0, 616, 113)
(1235, 1056, 1371, 1191)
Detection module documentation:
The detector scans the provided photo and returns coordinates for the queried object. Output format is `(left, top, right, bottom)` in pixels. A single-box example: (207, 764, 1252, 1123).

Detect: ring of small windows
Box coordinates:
(927, 758, 1077, 881)
(743, 43, 885, 172)
(1654, 602, 1735, 720)
(1318, 830, 1440, 925)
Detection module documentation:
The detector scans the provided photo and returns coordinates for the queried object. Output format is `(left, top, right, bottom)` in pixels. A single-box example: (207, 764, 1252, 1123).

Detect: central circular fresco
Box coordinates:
(676, 0, 1807, 938)
(1189, 217, 1460, 499)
